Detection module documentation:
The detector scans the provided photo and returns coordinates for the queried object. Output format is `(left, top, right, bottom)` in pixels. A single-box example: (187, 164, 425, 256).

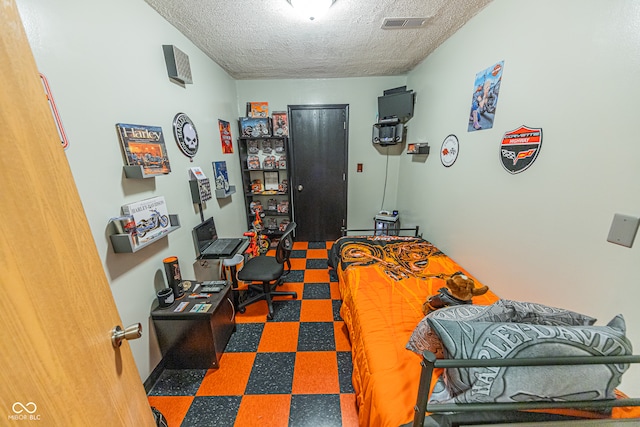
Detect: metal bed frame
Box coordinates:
(340, 225, 421, 237)
(413, 351, 640, 426)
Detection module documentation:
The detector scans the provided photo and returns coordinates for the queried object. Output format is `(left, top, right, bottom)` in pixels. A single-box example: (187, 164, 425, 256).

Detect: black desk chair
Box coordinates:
(236, 222, 298, 320)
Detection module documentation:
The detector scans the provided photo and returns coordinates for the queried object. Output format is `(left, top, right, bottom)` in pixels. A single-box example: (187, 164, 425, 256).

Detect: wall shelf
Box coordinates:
(109, 214, 180, 253)
(123, 165, 170, 179)
(215, 186, 236, 199)
(407, 143, 430, 155)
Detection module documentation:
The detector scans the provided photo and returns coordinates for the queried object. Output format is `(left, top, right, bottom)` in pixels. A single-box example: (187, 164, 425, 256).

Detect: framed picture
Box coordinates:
(272, 111, 288, 136)
(264, 171, 279, 191)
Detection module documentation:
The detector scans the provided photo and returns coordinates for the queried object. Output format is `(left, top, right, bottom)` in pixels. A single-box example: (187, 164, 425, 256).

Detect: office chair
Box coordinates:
(236, 221, 298, 320)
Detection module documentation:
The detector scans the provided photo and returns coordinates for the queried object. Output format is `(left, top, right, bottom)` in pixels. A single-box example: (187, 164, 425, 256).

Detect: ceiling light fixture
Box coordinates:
(287, 0, 336, 21)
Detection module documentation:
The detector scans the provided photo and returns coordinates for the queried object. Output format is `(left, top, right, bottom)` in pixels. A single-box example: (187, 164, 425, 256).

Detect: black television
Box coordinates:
(378, 89, 415, 123)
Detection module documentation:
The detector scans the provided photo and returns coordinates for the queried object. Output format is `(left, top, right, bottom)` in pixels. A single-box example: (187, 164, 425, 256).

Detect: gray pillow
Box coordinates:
(427, 315, 632, 405)
(495, 299, 597, 326)
(406, 302, 514, 358)
(407, 299, 597, 358)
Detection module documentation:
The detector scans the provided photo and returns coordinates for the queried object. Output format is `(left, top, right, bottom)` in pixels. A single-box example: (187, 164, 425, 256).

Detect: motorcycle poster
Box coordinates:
(468, 61, 504, 132)
(121, 196, 170, 245)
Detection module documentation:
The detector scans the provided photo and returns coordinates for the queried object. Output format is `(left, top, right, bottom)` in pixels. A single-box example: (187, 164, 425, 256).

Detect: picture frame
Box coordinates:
(264, 171, 279, 191)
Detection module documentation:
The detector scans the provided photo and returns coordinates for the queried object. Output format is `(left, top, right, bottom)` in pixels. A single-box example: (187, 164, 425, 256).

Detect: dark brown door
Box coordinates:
(288, 105, 348, 242)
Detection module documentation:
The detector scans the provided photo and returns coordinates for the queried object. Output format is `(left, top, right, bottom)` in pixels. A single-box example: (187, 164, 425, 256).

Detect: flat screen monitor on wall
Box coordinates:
(378, 89, 415, 123)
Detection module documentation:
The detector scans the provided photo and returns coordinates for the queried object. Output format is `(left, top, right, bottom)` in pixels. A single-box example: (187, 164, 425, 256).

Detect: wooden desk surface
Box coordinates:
(151, 281, 231, 318)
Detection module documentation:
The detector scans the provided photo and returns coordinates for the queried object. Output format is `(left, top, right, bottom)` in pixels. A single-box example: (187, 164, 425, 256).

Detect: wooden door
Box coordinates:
(288, 105, 348, 242)
(0, 2, 155, 425)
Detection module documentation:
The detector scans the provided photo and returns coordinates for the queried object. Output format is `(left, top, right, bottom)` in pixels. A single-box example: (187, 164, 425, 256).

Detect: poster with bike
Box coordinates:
(218, 119, 233, 154)
(121, 196, 170, 244)
(468, 61, 504, 132)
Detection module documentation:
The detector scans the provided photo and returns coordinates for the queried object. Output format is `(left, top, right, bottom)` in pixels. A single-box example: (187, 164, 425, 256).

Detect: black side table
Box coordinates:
(151, 282, 235, 369)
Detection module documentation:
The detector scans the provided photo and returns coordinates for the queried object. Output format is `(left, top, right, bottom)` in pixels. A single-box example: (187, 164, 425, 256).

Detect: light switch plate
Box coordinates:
(607, 213, 640, 248)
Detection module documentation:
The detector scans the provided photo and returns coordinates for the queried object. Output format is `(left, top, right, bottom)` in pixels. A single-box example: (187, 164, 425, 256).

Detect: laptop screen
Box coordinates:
(192, 217, 218, 255)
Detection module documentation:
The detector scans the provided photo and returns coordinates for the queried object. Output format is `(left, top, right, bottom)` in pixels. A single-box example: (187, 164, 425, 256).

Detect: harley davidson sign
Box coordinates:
(500, 125, 542, 174)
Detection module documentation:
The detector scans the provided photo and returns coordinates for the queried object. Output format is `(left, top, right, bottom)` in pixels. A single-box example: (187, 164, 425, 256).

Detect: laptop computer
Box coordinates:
(192, 217, 244, 259)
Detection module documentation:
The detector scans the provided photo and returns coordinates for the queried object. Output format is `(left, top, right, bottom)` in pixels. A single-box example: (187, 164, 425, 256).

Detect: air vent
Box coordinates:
(381, 17, 428, 29)
(162, 45, 193, 84)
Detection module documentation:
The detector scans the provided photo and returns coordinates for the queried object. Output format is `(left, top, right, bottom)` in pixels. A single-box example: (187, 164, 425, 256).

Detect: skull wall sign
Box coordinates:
(172, 112, 199, 160)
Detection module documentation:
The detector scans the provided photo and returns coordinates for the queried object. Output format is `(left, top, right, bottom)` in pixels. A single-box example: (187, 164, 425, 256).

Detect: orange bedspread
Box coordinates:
(333, 236, 498, 426)
(331, 236, 640, 427)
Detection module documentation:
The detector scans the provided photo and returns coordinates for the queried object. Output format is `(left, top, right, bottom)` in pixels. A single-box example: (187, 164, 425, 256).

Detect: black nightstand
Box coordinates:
(151, 282, 235, 369)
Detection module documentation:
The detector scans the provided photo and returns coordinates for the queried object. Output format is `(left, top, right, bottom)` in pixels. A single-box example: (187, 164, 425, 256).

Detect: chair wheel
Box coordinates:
(292, 292, 297, 299)
(238, 307, 246, 313)
(266, 313, 273, 320)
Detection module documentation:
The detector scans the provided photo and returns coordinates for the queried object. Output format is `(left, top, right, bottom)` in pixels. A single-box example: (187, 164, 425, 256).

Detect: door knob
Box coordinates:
(111, 323, 142, 348)
(297, 184, 304, 192)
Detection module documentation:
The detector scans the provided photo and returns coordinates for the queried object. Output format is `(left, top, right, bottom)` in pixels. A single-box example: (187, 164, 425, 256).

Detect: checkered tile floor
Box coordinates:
(147, 241, 358, 427)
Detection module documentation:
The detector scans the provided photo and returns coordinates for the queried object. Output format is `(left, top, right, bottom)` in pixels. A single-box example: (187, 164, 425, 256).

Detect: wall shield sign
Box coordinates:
(500, 125, 542, 174)
(173, 112, 199, 160)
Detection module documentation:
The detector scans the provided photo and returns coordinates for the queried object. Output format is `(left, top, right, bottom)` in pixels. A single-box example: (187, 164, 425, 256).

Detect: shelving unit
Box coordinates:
(237, 124, 292, 238)
(109, 214, 180, 253)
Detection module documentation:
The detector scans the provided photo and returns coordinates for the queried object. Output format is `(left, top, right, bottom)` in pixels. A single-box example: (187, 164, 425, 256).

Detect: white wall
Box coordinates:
(401, 0, 640, 393)
(16, 0, 245, 380)
(236, 77, 407, 228)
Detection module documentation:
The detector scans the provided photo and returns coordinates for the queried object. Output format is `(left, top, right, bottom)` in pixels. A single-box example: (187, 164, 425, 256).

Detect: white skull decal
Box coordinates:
(183, 123, 197, 149)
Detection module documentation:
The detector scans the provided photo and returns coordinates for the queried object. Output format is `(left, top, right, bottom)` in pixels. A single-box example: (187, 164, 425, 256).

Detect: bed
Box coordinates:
(328, 233, 640, 427)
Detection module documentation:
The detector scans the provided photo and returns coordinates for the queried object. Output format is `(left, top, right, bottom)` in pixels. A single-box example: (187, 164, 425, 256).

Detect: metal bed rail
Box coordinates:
(340, 225, 421, 237)
(413, 351, 640, 427)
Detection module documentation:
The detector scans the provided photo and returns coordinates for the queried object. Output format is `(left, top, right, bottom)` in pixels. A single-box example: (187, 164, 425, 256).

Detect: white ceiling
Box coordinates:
(144, 0, 492, 80)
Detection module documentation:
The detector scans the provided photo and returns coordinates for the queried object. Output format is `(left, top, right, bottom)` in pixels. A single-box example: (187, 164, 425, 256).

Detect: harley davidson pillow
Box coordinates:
(427, 314, 631, 405)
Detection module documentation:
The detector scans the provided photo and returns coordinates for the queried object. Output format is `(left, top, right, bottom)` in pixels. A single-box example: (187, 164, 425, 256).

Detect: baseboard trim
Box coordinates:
(144, 359, 166, 394)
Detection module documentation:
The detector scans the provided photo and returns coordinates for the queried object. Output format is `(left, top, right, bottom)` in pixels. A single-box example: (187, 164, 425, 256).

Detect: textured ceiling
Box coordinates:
(143, 0, 492, 80)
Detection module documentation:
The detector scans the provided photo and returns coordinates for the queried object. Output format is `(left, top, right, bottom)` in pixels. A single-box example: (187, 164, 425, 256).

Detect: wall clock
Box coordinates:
(440, 134, 459, 167)
(172, 112, 199, 160)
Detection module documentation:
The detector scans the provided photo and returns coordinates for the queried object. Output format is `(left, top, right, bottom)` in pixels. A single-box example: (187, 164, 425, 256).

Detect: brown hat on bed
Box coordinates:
(422, 272, 489, 315)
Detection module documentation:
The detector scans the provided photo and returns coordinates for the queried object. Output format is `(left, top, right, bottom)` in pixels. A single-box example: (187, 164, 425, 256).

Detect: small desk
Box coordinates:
(193, 239, 248, 309)
(151, 282, 235, 369)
